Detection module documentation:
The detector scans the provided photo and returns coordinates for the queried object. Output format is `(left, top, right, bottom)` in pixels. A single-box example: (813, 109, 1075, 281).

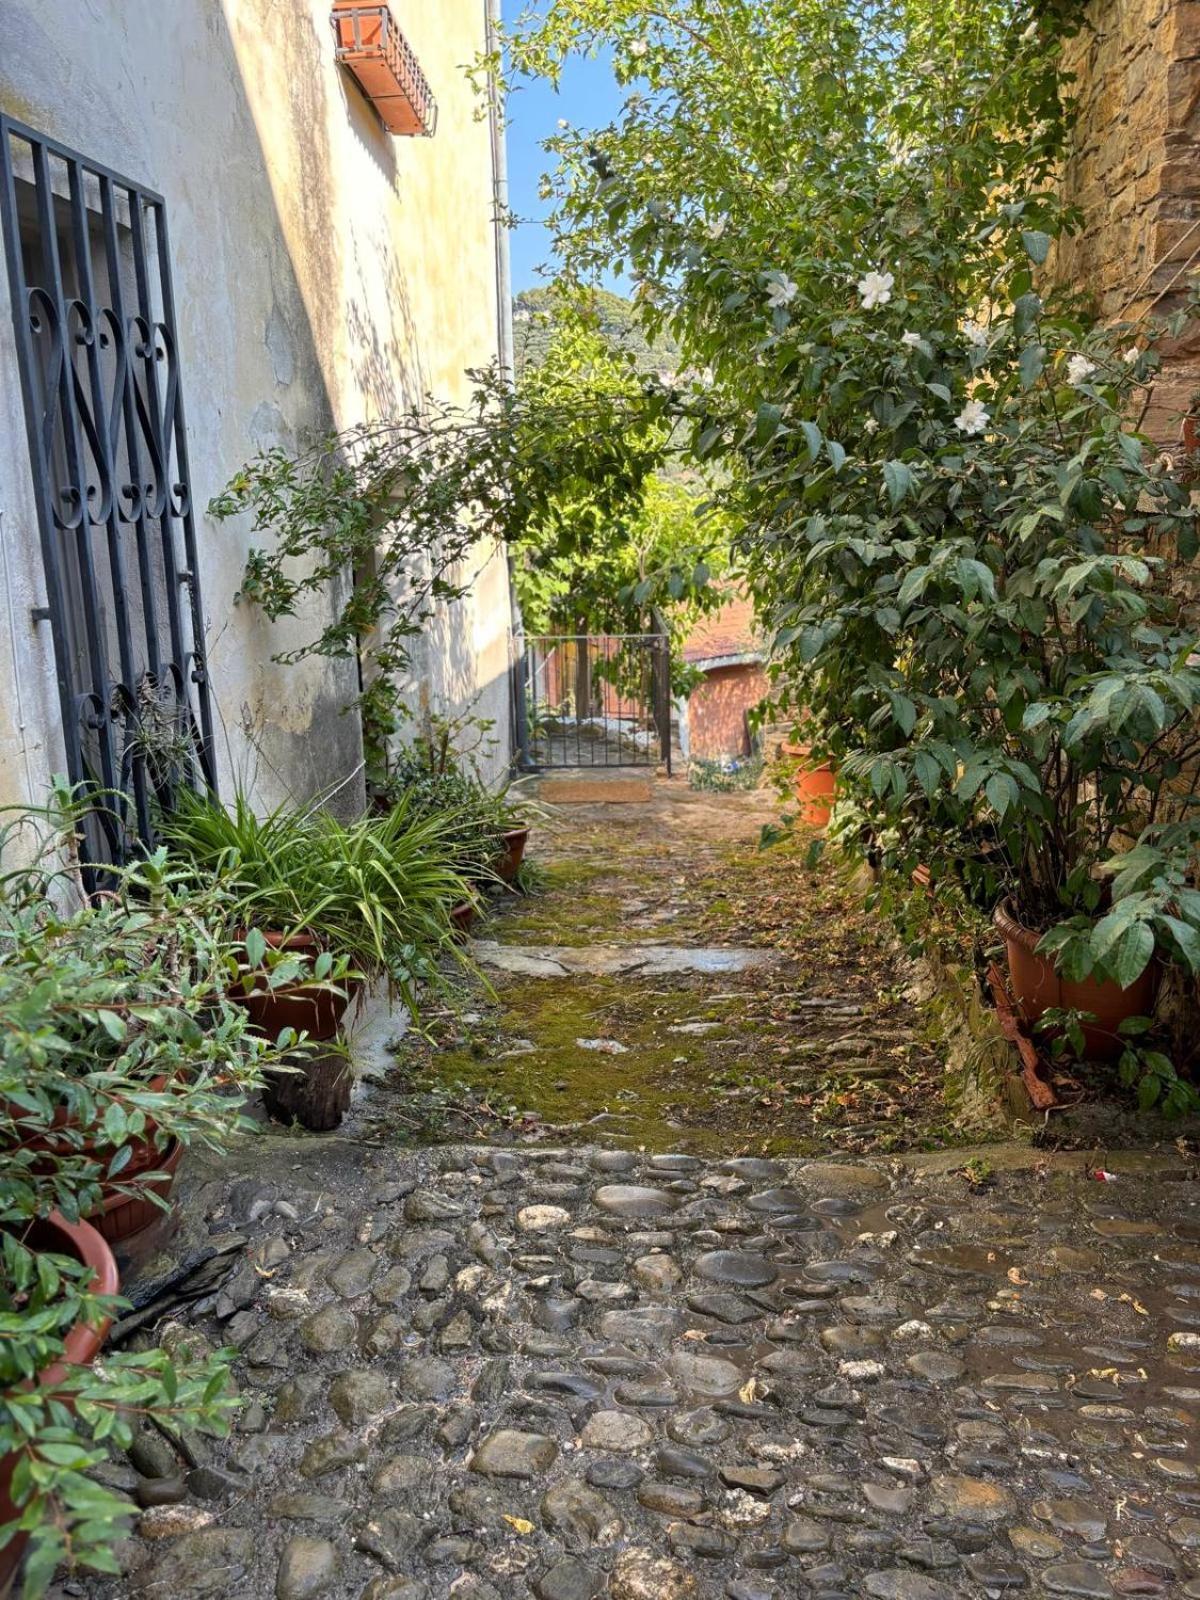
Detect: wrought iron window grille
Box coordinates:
(0, 117, 215, 887)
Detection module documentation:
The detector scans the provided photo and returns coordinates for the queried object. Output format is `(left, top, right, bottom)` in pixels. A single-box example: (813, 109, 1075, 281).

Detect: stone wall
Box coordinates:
(1059, 0, 1200, 438)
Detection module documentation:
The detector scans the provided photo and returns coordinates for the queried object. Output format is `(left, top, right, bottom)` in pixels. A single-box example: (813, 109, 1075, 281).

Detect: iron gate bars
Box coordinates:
(521, 633, 672, 771)
(0, 117, 214, 883)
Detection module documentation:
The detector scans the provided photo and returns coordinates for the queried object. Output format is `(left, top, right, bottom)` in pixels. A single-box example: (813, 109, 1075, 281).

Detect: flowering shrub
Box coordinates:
(502, 0, 1200, 1099)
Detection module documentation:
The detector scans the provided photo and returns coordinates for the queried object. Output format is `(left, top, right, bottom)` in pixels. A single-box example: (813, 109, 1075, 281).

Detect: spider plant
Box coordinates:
(159, 787, 471, 1010)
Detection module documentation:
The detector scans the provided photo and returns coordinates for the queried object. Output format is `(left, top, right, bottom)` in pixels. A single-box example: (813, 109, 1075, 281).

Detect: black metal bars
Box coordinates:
(520, 633, 671, 772)
(0, 117, 214, 881)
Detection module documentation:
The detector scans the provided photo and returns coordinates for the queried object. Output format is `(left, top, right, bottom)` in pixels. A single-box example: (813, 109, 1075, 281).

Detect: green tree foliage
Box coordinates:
(511, 312, 729, 681)
(514, 285, 679, 377)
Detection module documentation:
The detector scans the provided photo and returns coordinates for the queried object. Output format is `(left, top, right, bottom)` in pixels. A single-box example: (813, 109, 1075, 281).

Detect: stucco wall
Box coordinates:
(684, 662, 768, 762)
(0, 0, 512, 820)
(1058, 0, 1200, 438)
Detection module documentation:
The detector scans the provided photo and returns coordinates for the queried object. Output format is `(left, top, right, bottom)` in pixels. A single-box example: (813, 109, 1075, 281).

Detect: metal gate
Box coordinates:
(0, 118, 214, 883)
(518, 634, 671, 772)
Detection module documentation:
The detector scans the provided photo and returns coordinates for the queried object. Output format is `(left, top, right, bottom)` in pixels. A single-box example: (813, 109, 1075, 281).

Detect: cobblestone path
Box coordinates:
(92, 1141, 1200, 1600)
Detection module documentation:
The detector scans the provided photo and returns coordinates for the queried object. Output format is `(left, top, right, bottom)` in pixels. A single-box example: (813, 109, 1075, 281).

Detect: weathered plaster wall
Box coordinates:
(0, 0, 512, 817)
(1059, 0, 1200, 438)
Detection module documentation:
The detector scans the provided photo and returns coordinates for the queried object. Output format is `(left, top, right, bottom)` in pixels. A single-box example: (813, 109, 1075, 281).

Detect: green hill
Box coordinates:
(513, 287, 680, 377)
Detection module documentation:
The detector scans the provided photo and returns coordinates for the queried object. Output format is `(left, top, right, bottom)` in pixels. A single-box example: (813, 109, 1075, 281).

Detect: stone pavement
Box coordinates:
(89, 1141, 1200, 1600)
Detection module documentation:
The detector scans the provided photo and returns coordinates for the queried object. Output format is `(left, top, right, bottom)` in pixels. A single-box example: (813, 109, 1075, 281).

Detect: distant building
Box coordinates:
(678, 595, 767, 763)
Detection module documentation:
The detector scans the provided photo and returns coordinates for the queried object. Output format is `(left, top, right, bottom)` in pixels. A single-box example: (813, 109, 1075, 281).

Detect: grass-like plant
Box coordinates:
(160, 786, 472, 1009)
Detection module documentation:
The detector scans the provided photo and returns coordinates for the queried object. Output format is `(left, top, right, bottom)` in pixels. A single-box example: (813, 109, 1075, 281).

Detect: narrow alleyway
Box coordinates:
(83, 779, 1200, 1600)
(372, 775, 949, 1157)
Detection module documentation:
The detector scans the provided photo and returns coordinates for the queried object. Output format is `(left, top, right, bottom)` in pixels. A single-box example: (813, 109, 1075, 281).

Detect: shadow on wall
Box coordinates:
(202, 0, 439, 805)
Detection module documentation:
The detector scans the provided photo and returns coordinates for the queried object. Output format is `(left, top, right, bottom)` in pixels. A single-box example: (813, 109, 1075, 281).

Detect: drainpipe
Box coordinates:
(485, 0, 527, 770)
(485, 0, 514, 384)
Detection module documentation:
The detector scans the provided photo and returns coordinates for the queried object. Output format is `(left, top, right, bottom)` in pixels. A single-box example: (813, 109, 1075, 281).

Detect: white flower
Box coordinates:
(864, 418, 880, 435)
(706, 215, 728, 241)
(629, 37, 648, 57)
(857, 269, 895, 310)
(963, 320, 989, 347)
(773, 178, 788, 196)
(1122, 345, 1141, 364)
(556, 118, 568, 129)
(955, 398, 990, 435)
(1066, 353, 1096, 386)
(901, 331, 923, 350)
(765, 274, 799, 310)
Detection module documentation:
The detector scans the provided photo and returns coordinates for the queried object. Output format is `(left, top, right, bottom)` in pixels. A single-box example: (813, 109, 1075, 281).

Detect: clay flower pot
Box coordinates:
(994, 896, 1158, 1060)
(450, 901, 479, 943)
(0, 1213, 118, 1593)
(495, 826, 531, 884)
(780, 739, 836, 828)
(90, 1137, 183, 1245)
(236, 931, 356, 1043)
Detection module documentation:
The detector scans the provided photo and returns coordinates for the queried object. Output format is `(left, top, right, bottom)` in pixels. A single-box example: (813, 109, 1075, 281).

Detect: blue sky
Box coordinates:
(505, 49, 623, 294)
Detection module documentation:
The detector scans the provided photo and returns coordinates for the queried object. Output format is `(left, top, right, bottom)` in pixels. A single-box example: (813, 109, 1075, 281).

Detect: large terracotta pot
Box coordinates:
(994, 897, 1158, 1060)
(236, 931, 356, 1043)
(0, 1213, 118, 1594)
(780, 740, 836, 828)
(494, 826, 530, 884)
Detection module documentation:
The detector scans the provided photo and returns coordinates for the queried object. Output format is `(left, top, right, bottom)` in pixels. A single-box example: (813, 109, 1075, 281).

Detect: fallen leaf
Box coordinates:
(502, 1516, 534, 1535)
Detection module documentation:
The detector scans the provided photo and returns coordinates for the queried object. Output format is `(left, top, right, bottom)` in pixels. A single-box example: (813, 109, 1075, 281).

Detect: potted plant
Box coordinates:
(161, 784, 470, 1030)
(0, 1174, 241, 1596)
(0, 808, 288, 1593)
(779, 733, 837, 828)
(0, 799, 295, 1242)
(381, 712, 535, 889)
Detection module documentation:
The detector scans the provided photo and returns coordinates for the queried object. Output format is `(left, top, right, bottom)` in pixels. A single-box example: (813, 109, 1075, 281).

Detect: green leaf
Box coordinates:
(244, 928, 267, 969)
(984, 772, 1018, 816)
(882, 459, 913, 510)
(1018, 343, 1044, 389)
(96, 1008, 126, 1042)
(1107, 922, 1155, 989)
(891, 695, 917, 736)
(913, 751, 941, 798)
(755, 402, 782, 445)
(1021, 230, 1051, 265)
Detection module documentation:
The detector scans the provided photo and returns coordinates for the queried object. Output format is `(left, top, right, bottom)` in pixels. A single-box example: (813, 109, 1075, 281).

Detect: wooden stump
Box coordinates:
(263, 1045, 353, 1131)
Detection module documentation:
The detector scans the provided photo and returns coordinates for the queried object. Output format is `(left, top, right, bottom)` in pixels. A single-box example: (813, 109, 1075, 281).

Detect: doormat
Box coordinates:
(538, 776, 654, 805)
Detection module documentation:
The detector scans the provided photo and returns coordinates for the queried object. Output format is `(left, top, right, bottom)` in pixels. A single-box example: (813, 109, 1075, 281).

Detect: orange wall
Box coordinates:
(688, 664, 768, 760)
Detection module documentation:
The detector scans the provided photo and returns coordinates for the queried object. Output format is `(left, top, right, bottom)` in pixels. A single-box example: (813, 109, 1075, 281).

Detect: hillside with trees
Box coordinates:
(513, 286, 680, 377)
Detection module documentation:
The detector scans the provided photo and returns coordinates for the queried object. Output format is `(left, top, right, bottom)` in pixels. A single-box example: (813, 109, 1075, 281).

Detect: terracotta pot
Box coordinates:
(994, 896, 1159, 1060)
(780, 740, 836, 828)
(495, 826, 530, 884)
(1, 1075, 173, 1193)
(90, 1137, 183, 1245)
(0, 1213, 118, 1594)
(235, 931, 355, 1043)
(450, 901, 478, 943)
